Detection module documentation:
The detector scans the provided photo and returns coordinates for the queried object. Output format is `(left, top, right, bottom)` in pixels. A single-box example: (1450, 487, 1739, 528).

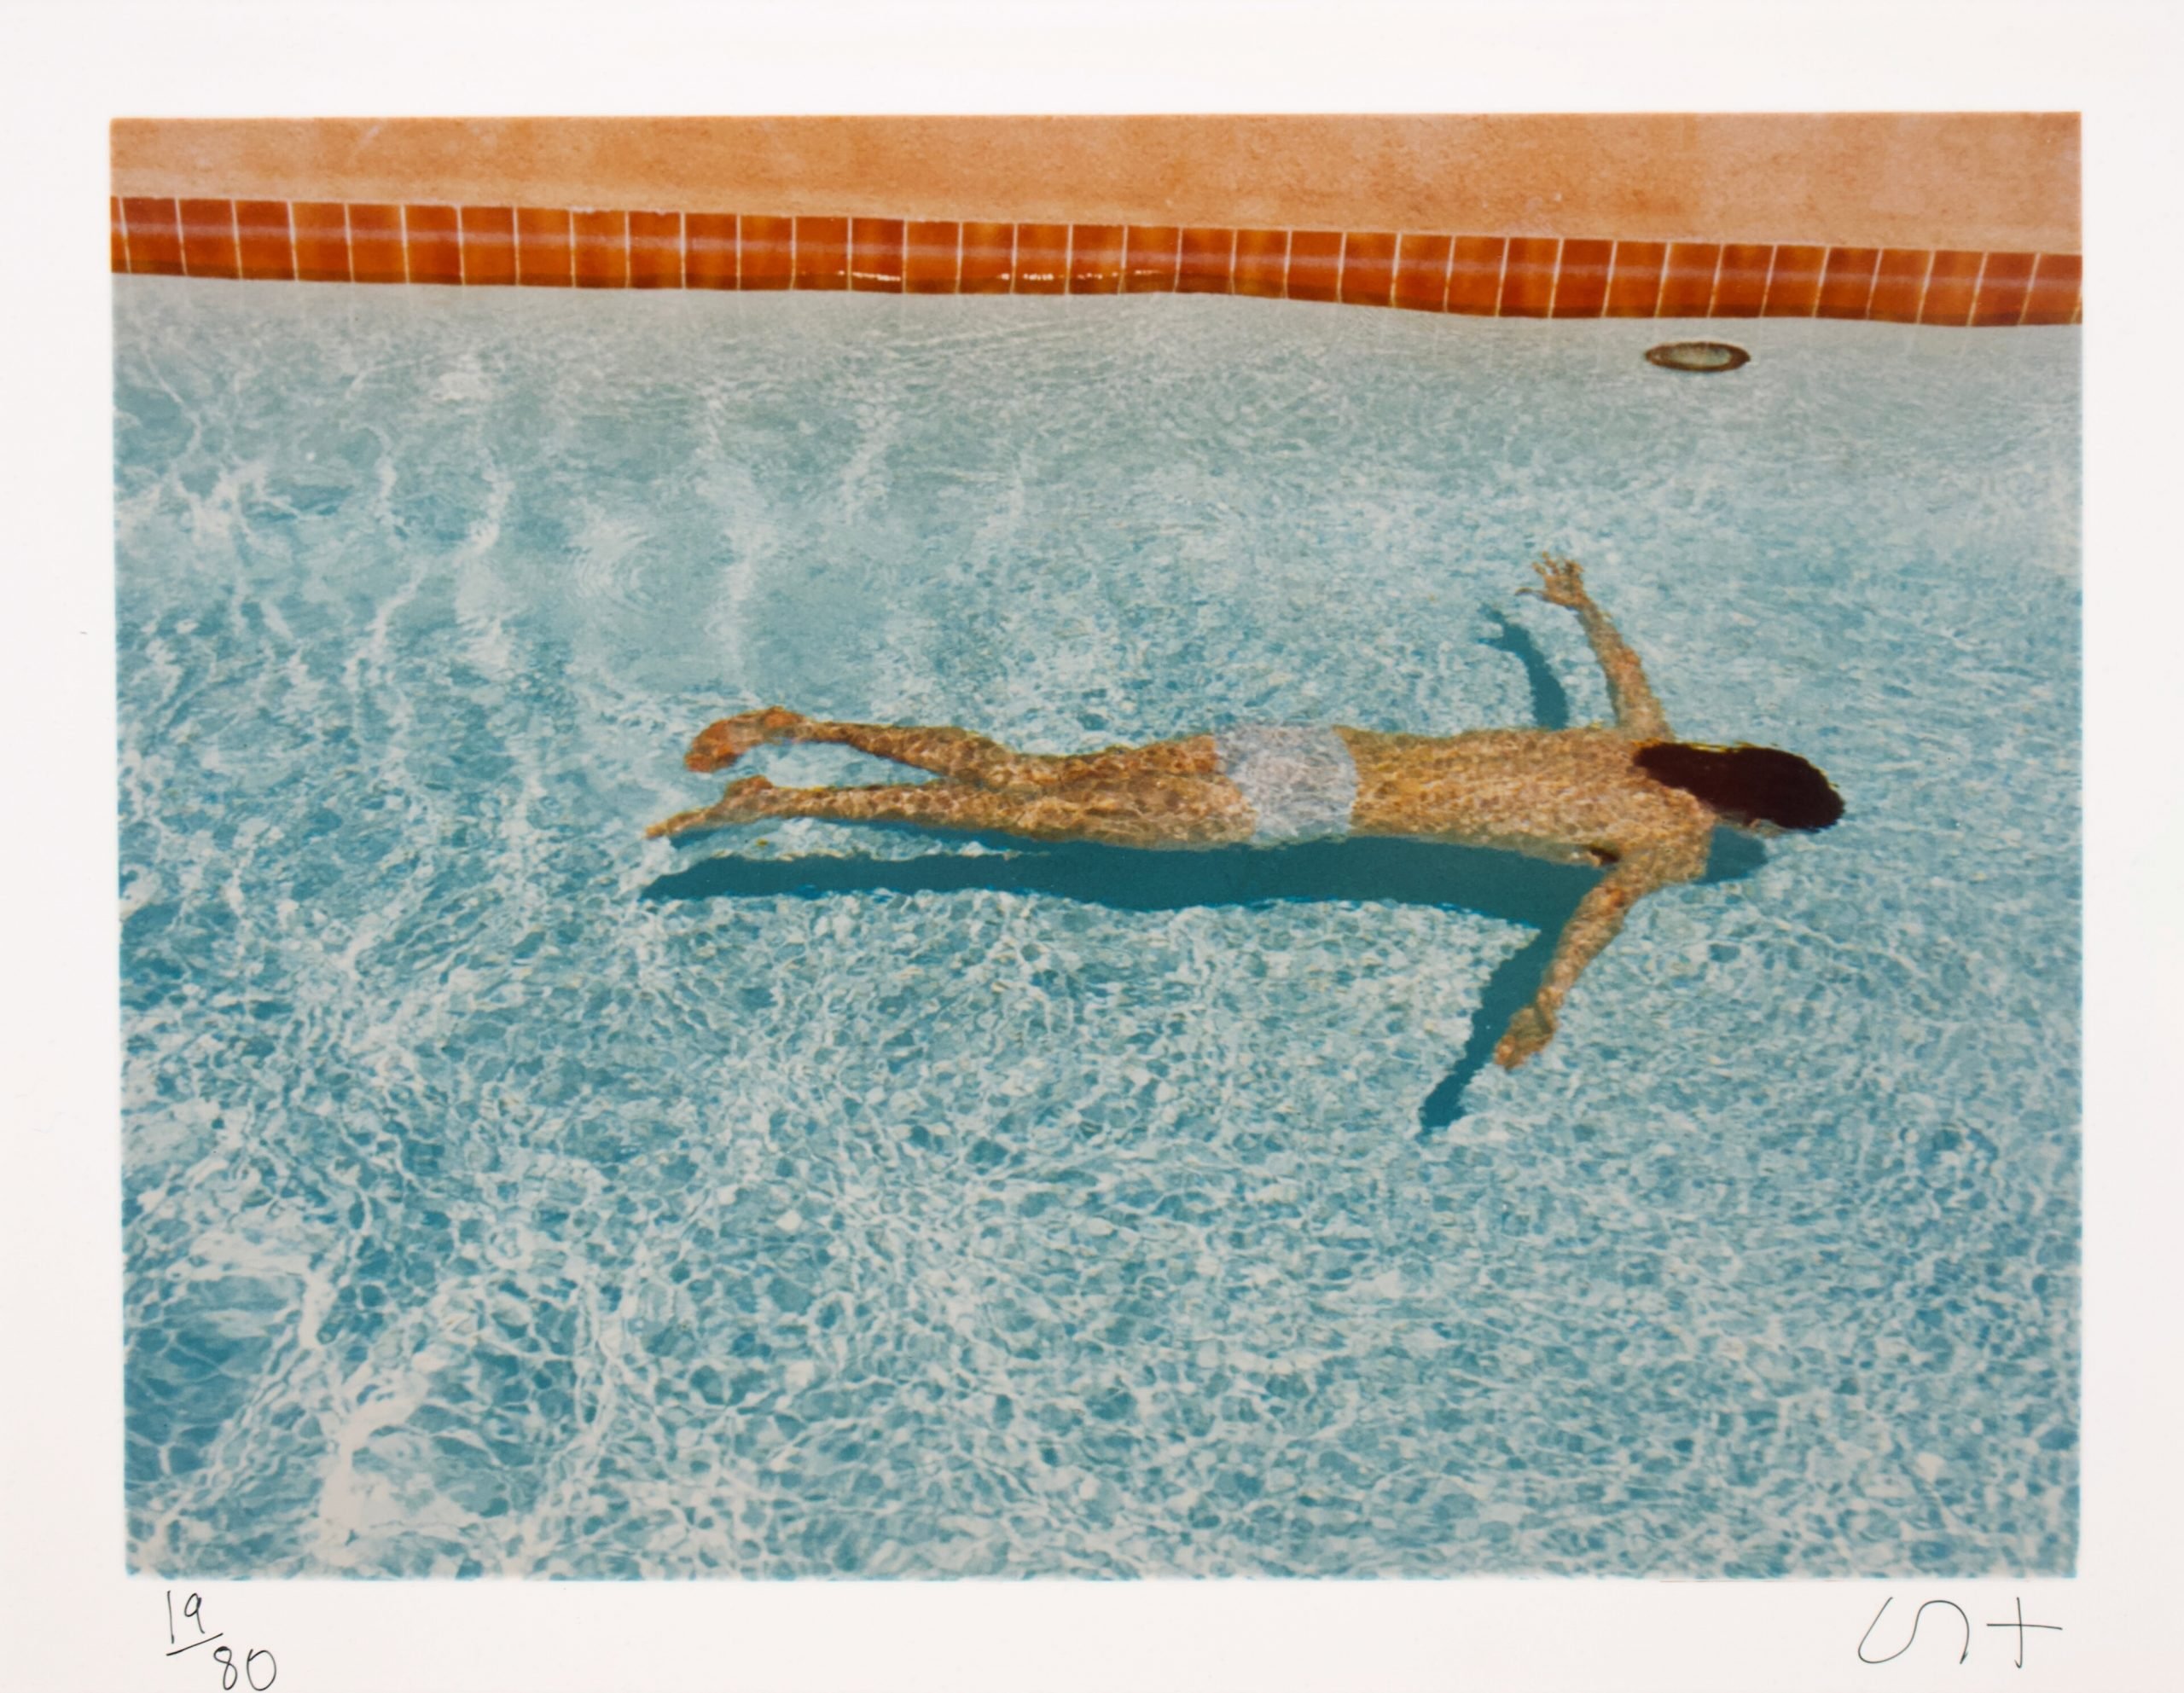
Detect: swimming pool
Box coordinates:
(116, 278, 2078, 1577)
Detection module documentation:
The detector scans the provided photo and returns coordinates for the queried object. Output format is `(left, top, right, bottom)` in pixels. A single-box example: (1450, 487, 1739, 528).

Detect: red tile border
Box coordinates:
(793, 216, 848, 291)
(405, 203, 462, 286)
(290, 202, 349, 282)
(107, 195, 2081, 326)
(234, 200, 293, 281)
(461, 206, 516, 287)
(515, 206, 572, 287)
(904, 220, 960, 293)
(686, 213, 738, 289)
(1445, 237, 1507, 316)
(1339, 231, 1397, 306)
(741, 216, 793, 290)
(1867, 248, 1932, 323)
(346, 203, 405, 284)
(1122, 225, 1180, 293)
(572, 209, 628, 288)
(177, 199, 240, 279)
(2021, 252, 2081, 325)
(1177, 227, 1235, 294)
(1919, 250, 1984, 326)
(850, 217, 906, 292)
(628, 211, 680, 289)
(1500, 237, 1559, 317)
(1969, 251, 2036, 326)
(1550, 239, 1612, 318)
(125, 198, 186, 276)
(1656, 242, 1720, 317)
(1392, 234, 1453, 312)
(959, 221, 1015, 293)
(1602, 241, 1665, 316)
(1286, 230, 1343, 304)
(1761, 244, 1825, 316)
(1711, 243, 1773, 317)
(1233, 229, 1289, 299)
(1816, 247, 1881, 318)
(124, 198, 184, 276)
(1068, 223, 1124, 293)
(1013, 223, 1069, 294)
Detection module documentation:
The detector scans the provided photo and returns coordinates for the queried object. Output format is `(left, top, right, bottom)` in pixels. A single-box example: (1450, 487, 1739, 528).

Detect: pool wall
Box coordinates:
(109, 114, 2082, 325)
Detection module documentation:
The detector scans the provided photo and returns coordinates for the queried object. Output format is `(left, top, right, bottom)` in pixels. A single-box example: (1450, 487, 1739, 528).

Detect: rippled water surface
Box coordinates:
(117, 280, 2078, 1577)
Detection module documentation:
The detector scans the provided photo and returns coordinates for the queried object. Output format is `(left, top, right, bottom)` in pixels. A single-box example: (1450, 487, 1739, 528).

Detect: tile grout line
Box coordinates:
(117, 195, 134, 275)
(1544, 237, 1565, 317)
(1437, 233, 1456, 313)
(283, 200, 297, 283)
(1963, 251, 1991, 327)
(1492, 237, 1512, 317)
(1701, 243, 1727, 318)
(2018, 253, 2043, 328)
(1908, 249, 1937, 324)
(1757, 244, 1781, 316)
(175, 199, 189, 279)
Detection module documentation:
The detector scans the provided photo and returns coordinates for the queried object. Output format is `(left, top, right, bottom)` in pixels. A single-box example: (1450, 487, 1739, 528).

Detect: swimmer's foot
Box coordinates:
(684, 707, 807, 772)
(644, 775, 780, 839)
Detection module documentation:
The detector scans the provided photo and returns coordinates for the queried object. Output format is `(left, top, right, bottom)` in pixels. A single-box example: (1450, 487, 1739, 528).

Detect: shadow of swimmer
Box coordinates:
(642, 828, 1767, 1131)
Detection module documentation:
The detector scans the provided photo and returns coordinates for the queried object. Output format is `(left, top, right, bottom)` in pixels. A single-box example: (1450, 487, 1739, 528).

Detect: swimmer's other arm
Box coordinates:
(1521, 554, 1672, 740)
(1493, 850, 1695, 1068)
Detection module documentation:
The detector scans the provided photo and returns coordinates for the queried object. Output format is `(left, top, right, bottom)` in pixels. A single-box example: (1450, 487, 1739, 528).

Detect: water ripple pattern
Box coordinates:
(115, 281, 2079, 1578)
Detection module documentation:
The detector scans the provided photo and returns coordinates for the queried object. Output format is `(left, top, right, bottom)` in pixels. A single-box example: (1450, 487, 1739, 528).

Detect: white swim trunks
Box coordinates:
(1214, 725, 1360, 844)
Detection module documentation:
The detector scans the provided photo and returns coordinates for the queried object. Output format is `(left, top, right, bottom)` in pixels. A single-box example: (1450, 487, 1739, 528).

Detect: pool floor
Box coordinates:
(116, 279, 2078, 1576)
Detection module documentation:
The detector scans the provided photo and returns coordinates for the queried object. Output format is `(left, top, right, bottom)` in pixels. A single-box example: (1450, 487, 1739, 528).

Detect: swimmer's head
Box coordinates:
(1635, 742, 1844, 832)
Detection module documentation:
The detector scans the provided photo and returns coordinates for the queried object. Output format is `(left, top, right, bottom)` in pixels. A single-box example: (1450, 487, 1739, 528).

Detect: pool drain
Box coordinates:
(1645, 340, 1751, 373)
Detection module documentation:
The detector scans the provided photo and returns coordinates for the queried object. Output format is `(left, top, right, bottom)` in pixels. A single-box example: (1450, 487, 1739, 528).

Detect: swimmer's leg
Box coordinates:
(647, 772, 1252, 849)
(685, 709, 1219, 790)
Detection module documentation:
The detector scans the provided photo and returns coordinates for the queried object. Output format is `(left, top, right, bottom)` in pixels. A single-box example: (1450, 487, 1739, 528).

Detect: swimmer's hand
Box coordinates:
(1493, 1004, 1558, 1069)
(1520, 553, 1589, 610)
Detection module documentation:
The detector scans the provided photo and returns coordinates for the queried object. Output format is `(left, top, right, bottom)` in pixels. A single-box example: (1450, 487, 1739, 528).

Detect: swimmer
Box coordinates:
(648, 556, 1843, 1068)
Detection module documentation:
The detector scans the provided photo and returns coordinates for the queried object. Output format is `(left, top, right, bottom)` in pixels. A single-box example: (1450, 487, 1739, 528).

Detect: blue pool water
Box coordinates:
(116, 279, 2078, 1578)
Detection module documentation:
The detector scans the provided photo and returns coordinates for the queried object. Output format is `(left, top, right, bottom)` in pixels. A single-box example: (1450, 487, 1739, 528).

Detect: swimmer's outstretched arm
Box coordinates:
(1493, 849, 1697, 1068)
(1521, 554, 1672, 740)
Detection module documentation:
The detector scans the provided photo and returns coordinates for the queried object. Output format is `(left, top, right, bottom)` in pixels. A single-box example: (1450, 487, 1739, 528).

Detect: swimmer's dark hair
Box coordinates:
(1635, 741, 1844, 832)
